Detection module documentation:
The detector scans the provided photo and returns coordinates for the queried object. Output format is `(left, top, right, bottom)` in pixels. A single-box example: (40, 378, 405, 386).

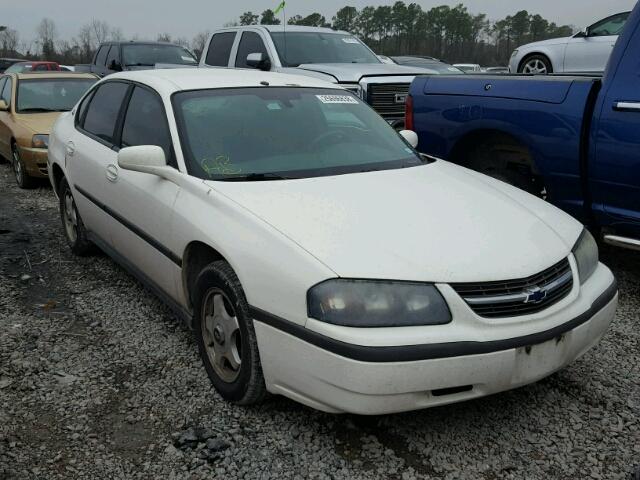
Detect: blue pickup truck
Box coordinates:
(407, 1, 640, 250)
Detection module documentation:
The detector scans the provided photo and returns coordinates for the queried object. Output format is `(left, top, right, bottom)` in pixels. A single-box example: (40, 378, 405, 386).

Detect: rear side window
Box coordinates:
(120, 86, 174, 165)
(33, 64, 48, 71)
(235, 32, 268, 68)
(95, 46, 109, 66)
(205, 32, 236, 67)
(82, 82, 129, 144)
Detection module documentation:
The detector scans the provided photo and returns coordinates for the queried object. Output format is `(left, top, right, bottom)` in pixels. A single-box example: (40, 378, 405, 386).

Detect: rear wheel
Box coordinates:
(58, 177, 94, 255)
(194, 261, 266, 405)
(12, 145, 35, 189)
(519, 54, 553, 74)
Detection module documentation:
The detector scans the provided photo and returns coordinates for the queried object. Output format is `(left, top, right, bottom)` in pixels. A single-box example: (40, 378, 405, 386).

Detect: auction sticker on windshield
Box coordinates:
(316, 94, 359, 104)
(342, 37, 360, 44)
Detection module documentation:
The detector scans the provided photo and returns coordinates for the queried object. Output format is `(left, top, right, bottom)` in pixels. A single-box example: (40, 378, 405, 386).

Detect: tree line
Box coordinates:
(0, 3, 574, 66)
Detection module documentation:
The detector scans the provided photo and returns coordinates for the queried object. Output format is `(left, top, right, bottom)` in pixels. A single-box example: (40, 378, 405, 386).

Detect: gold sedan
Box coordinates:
(0, 72, 96, 188)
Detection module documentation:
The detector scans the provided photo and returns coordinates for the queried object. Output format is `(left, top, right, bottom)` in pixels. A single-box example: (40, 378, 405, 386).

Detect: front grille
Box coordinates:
(451, 258, 573, 318)
(367, 83, 410, 118)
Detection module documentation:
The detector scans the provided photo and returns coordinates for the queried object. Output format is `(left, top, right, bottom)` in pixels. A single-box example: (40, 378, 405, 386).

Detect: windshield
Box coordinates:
(17, 78, 97, 113)
(172, 87, 423, 181)
(270, 32, 381, 67)
(6, 63, 31, 73)
(122, 44, 197, 67)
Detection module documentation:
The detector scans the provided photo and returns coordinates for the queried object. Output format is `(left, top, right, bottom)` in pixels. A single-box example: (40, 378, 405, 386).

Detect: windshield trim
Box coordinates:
(267, 31, 381, 67)
(171, 86, 424, 182)
(15, 77, 97, 114)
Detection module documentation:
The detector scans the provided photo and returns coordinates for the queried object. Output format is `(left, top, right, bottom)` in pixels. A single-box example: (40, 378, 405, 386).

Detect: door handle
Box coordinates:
(105, 164, 118, 182)
(613, 101, 640, 112)
(65, 141, 75, 156)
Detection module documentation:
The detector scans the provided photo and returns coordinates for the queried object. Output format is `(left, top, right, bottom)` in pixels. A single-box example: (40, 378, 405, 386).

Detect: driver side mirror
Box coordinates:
(109, 59, 123, 72)
(399, 130, 418, 148)
(0, 100, 8, 112)
(574, 27, 589, 38)
(246, 53, 271, 71)
(118, 145, 179, 183)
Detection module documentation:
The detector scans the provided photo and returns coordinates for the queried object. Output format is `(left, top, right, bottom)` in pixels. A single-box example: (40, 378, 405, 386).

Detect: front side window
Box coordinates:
(172, 87, 423, 181)
(105, 46, 120, 68)
(235, 32, 268, 68)
(121, 86, 173, 164)
(16, 78, 96, 113)
(82, 82, 129, 144)
(122, 44, 197, 67)
(95, 46, 109, 66)
(205, 32, 236, 67)
(590, 13, 630, 36)
(1, 78, 12, 106)
(270, 32, 380, 67)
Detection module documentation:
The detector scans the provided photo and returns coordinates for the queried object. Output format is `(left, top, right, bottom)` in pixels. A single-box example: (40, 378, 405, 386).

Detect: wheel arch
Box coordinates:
(181, 241, 229, 312)
(51, 163, 65, 198)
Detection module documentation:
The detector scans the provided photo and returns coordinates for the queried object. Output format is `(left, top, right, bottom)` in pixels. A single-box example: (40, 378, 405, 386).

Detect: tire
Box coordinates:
(464, 137, 541, 196)
(519, 54, 553, 74)
(193, 261, 267, 405)
(58, 177, 94, 255)
(12, 144, 36, 189)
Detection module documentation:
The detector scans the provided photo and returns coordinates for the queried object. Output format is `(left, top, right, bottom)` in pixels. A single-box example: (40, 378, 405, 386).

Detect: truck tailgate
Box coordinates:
(422, 76, 594, 104)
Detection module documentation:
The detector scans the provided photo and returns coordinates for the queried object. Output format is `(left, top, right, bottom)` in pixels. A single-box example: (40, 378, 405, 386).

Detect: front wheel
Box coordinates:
(194, 261, 267, 405)
(519, 54, 553, 74)
(12, 145, 35, 189)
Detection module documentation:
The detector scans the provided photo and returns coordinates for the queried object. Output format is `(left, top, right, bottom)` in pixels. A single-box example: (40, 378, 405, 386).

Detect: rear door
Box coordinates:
(104, 84, 182, 300)
(564, 13, 629, 73)
(67, 80, 130, 246)
(590, 13, 640, 237)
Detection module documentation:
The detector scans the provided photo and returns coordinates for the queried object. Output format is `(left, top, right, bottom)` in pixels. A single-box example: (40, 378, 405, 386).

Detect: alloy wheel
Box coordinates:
(63, 189, 78, 243)
(523, 59, 548, 74)
(12, 149, 23, 185)
(201, 288, 242, 383)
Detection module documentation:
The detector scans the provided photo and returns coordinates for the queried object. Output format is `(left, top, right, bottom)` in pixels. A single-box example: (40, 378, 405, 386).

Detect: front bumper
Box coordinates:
(17, 145, 49, 178)
(253, 263, 617, 414)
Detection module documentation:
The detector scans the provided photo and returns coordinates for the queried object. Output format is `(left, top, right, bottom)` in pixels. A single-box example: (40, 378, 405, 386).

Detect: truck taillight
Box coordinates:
(405, 94, 414, 131)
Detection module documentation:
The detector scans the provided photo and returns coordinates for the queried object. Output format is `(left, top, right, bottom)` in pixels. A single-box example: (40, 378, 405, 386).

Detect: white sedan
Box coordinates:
(47, 68, 617, 415)
(510, 11, 630, 74)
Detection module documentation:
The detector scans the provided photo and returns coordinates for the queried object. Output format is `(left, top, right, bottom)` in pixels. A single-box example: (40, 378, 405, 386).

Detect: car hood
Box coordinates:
(520, 36, 572, 49)
(290, 63, 435, 83)
(206, 161, 582, 283)
(14, 112, 61, 135)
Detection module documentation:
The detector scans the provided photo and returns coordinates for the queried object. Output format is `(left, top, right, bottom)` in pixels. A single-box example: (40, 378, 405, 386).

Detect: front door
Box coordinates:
(0, 77, 12, 158)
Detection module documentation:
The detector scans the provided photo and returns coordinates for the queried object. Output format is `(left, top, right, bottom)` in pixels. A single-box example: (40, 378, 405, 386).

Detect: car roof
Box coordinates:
(13, 72, 97, 80)
(107, 68, 340, 94)
(222, 25, 349, 35)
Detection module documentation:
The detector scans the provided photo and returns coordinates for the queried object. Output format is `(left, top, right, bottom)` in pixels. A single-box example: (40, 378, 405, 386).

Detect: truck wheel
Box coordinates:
(193, 261, 267, 405)
(519, 54, 553, 74)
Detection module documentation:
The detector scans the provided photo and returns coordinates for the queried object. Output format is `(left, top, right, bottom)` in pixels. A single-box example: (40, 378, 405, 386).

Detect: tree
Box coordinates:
(192, 31, 211, 58)
(288, 13, 329, 27)
(36, 18, 57, 59)
(333, 6, 358, 32)
(0, 28, 19, 56)
(260, 9, 281, 25)
(157, 33, 172, 42)
(239, 11, 259, 26)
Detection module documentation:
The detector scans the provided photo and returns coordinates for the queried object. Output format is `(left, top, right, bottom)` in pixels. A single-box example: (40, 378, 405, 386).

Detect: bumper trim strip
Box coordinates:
(249, 279, 617, 363)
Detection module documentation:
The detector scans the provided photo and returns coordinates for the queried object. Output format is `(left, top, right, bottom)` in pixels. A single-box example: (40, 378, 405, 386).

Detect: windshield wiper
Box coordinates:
(18, 107, 67, 112)
(217, 173, 291, 182)
(125, 62, 155, 67)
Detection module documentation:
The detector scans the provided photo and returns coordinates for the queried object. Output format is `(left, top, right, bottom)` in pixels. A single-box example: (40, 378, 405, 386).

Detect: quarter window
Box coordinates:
(120, 86, 174, 166)
(205, 32, 236, 67)
(82, 82, 129, 144)
(235, 32, 269, 68)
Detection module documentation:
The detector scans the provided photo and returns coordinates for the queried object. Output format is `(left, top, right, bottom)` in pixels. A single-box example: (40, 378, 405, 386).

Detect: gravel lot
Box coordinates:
(0, 162, 638, 480)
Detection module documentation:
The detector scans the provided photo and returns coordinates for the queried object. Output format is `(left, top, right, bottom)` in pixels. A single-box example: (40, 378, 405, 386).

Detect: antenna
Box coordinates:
(283, 3, 287, 67)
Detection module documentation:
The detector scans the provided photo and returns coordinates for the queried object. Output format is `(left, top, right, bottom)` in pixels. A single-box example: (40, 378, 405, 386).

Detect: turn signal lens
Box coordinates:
(32, 134, 49, 149)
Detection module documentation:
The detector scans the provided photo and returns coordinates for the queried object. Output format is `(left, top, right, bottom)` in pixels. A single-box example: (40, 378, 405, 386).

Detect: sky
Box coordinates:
(3, 0, 637, 46)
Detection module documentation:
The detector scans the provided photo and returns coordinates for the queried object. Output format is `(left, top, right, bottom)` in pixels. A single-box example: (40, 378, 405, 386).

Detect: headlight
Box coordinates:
(572, 229, 598, 284)
(307, 279, 451, 327)
(32, 134, 49, 149)
(341, 83, 363, 99)
(510, 49, 519, 58)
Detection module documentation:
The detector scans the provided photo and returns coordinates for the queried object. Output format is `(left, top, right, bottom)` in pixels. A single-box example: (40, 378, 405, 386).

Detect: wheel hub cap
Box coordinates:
(202, 289, 242, 383)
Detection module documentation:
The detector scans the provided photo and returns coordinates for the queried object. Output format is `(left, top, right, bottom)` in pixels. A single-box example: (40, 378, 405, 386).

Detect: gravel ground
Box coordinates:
(0, 162, 638, 480)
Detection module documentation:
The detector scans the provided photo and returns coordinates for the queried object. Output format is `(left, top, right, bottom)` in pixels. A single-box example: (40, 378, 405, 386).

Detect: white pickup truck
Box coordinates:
(199, 25, 435, 128)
